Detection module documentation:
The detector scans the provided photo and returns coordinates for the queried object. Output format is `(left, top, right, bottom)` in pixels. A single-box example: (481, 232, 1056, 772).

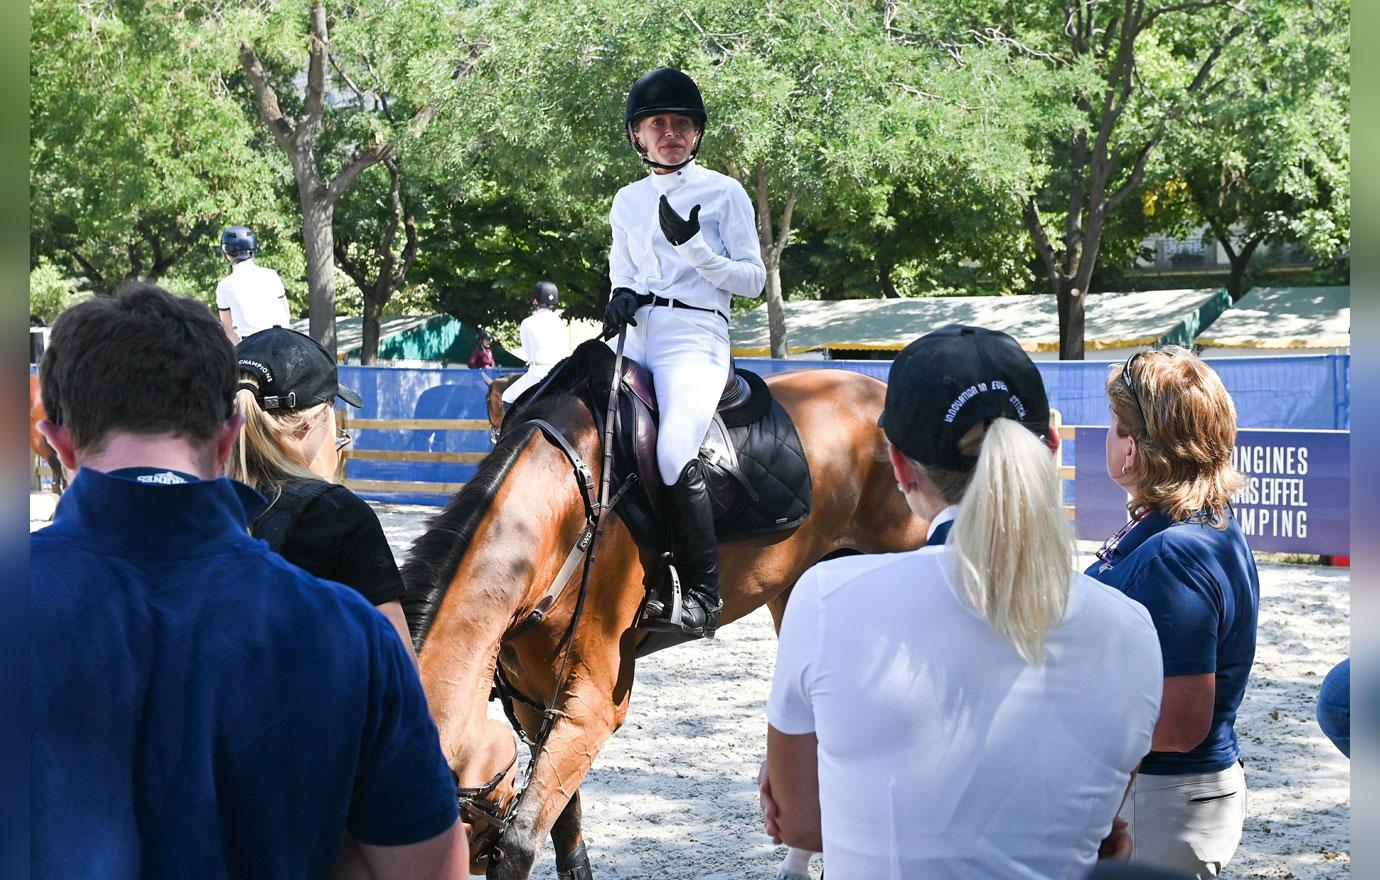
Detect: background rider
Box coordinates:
(215, 224, 290, 345)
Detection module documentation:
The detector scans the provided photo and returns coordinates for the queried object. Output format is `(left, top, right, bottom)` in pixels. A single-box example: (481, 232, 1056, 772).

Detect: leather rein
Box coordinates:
(458, 330, 631, 870)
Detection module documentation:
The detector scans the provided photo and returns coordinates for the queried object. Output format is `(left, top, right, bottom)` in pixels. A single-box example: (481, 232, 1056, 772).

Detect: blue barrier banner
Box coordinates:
(335, 353, 1347, 506)
(742, 354, 1350, 429)
(1074, 427, 1349, 556)
(338, 365, 521, 506)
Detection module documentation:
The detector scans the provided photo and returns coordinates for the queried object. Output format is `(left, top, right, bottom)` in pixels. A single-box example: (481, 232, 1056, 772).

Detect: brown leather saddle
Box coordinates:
(506, 339, 812, 551)
(609, 356, 758, 526)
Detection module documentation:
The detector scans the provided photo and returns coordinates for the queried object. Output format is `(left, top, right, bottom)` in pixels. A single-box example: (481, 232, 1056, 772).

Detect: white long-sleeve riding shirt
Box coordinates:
(608, 161, 766, 316)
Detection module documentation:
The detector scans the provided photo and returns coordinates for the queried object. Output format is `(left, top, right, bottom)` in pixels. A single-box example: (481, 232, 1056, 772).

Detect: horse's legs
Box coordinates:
(490, 635, 635, 880)
(48, 452, 65, 494)
(551, 789, 593, 880)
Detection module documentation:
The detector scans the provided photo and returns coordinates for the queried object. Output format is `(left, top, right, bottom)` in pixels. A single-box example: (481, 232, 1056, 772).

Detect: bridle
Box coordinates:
(457, 330, 631, 870)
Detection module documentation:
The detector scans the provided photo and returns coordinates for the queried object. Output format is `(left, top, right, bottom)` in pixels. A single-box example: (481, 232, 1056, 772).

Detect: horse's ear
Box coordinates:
(481, 373, 494, 387)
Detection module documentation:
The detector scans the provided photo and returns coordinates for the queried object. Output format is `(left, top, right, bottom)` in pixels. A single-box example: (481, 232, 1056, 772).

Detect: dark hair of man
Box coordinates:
(41, 282, 237, 454)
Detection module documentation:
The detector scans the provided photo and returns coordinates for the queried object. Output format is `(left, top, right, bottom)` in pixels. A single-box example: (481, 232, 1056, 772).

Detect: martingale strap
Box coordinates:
(468, 330, 630, 868)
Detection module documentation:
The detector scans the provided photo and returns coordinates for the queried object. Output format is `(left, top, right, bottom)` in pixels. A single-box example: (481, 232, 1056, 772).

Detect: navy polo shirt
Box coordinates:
(31, 467, 458, 878)
(1087, 509, 1260, 775)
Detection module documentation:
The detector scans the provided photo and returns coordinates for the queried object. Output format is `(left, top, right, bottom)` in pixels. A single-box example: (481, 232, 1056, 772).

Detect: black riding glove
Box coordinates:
(658, 195, 701, 246)
(603, 287, 641, 336)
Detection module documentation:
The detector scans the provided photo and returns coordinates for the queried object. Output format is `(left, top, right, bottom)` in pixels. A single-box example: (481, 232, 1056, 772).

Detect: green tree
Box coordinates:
(925, 0, 1253, 357)
(1165, 0, 1349, 300)
(29, 0, 294, 297)
(29, 257, 89, 324)
(430, 0, 1027, 356)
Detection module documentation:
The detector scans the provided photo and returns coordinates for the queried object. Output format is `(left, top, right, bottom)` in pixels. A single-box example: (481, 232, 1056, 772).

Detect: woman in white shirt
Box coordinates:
(501, 281, 568, 405)
(601, 67, 766, 639)
(761, 325, 1165, 879)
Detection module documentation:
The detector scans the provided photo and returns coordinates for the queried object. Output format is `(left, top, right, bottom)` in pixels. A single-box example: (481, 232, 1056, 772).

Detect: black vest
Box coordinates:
(251, 479, 334, 554)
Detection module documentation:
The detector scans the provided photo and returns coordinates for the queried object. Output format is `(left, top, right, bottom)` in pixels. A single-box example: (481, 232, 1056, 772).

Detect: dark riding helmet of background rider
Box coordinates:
(531, 280, 560, 309)
(625, 67, 706, 171)
(221, 226, 258, 263)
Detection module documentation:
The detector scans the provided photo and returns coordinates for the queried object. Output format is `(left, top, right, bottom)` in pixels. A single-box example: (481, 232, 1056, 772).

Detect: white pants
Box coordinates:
(501, 363, 556, 404)
(612, 304, 730, 486)
(1118, 762, 1246, 878)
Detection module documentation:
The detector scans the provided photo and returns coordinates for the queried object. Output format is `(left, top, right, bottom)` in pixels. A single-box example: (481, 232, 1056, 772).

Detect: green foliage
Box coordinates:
(30, 0, 1351, 337)
(28, 256, 89, 324)
(411, 0, 1046, 320)
(30, 0, 301, 299)
(1165, 0, 1349, 265)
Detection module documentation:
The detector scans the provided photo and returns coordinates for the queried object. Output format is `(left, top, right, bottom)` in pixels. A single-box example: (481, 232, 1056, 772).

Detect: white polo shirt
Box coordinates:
(216, 260, 290, 339)
(767, 543, 1163, 879)
(516, 308, 567, 368)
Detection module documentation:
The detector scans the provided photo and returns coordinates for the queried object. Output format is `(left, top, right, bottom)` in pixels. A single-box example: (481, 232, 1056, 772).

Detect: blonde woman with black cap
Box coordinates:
(229, 327, 413, 654)
(761, 325, 1164, 878)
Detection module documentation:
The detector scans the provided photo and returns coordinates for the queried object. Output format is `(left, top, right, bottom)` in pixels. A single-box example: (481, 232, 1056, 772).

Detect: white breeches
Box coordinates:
(613, 305, 731, 486)
(501, 363, 555, 404)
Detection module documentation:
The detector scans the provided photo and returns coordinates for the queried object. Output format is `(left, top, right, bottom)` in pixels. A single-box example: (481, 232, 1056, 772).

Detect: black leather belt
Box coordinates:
(636, 293, 728, 324)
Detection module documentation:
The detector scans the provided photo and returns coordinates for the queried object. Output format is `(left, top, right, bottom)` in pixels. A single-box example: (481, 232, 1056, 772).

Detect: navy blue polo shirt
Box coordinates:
(1086, 509, 1260, 775)
(31, 467, 458, 878)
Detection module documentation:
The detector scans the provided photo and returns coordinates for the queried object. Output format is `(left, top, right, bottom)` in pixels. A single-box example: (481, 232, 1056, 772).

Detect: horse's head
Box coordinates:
(486, 375, 520, 442)
(401, 390, 603, 871)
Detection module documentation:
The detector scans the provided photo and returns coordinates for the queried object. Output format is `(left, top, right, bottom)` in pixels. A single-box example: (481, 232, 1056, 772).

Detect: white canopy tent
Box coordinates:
(730, 288, 1232, 361)
(1195, 286, 1349, 358)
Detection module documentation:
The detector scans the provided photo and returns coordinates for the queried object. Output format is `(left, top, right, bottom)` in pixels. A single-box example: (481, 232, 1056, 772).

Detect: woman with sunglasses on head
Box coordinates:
(1091, 346, 1260, 878)
(229, 327, 414, 655)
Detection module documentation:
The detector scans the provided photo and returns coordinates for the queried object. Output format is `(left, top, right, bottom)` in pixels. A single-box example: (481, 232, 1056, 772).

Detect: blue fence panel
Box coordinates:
(337, 353, 1347, 506)
(744, 354, 1349, 430)
(339, 365, 522, 506)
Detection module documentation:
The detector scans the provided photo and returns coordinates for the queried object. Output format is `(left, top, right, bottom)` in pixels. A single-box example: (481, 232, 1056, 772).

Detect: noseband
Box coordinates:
(458, 331, 631, 869)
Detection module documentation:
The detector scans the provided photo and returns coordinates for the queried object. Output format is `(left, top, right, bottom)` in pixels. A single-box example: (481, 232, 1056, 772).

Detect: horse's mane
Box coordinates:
(399, 391, 581, 650)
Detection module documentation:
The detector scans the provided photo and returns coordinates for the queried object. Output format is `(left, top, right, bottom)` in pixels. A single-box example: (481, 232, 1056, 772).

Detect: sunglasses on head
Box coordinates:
(334, 427, 352, 452)
(1121, 351, 1150, 438)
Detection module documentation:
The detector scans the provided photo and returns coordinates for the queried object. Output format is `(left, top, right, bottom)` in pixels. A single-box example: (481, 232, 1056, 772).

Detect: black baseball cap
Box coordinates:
(235, 327, 363, 411)
(880, 324, 1050, 471)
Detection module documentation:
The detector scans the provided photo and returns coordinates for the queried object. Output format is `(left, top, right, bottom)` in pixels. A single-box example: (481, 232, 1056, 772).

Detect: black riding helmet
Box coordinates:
(531, 280, 560, 309)
(625, 67, 706, 172)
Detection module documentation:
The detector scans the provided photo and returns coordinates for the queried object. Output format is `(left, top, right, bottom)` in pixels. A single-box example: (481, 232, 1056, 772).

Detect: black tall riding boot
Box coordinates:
(640, 459, 722, 638)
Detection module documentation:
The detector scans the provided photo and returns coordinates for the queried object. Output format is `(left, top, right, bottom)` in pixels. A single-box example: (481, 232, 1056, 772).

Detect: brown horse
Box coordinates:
(29, 373, 66, 494)
(401, 367, 926, 879)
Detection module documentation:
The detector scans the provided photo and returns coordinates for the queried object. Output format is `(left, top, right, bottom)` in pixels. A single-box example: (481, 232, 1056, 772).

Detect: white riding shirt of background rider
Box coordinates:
(216, 259, 290, 340)
(608, 160, 765, 485)
(502, 307, 569, 405)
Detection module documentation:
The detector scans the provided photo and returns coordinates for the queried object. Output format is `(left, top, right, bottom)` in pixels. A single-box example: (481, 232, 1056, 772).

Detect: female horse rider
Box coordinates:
(602, 66, 767, 639)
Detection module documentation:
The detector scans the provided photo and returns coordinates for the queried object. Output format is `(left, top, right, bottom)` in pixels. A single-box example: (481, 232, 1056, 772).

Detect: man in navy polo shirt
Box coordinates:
(31, 284, 466, 878)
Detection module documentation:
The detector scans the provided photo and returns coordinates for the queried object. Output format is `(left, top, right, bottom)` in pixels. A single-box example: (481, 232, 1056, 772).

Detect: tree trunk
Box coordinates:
(750, 166, 794, 359)
(764, 255, 787, 359)
(300, 194, 338, 356)
(360, 288, 384, 365)
(1056, 283, 1086, 361)
(1225, 238, 1263, 302)
(879, 258, 898, 298)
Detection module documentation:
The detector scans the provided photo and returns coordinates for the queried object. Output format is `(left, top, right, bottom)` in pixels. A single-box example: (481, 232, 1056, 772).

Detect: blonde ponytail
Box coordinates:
(944, 418, 1073, 665)
(227, 385, 322, 494)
